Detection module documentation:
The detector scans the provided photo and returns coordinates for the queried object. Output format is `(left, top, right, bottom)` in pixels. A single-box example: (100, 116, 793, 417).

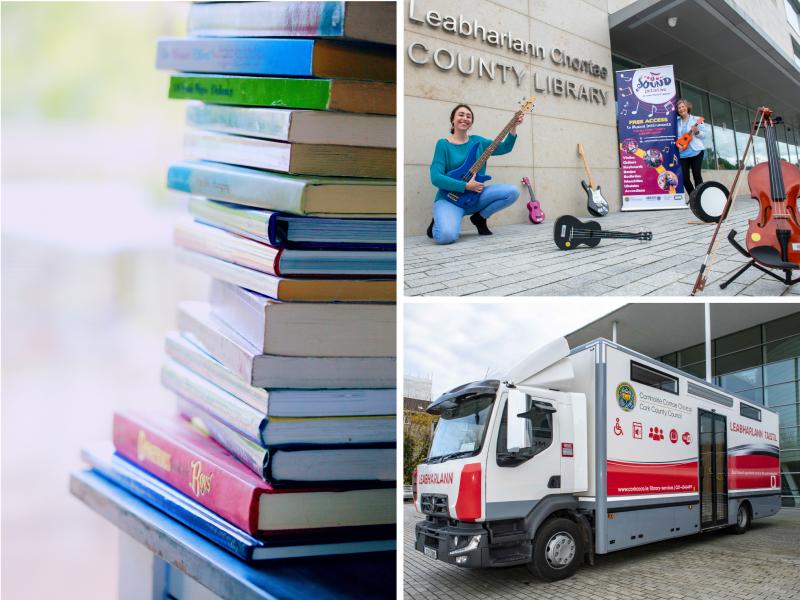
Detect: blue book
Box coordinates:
(80, 444, 395, 561)
(167, 161, 395, 217)
(188, 197, 395, 250)
(156, 38, 394, 81)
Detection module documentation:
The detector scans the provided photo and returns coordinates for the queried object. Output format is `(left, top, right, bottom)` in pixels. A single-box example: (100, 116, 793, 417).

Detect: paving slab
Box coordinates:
(404, 199, 799, 296)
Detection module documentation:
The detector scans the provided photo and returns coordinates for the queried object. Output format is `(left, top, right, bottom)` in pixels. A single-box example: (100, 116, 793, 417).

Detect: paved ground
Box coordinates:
(405, 198, 800, 297)
(404, 503, 800, 600)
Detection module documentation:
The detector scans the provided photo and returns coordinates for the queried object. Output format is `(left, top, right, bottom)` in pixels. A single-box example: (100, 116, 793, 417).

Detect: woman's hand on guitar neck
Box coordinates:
(509, 113, 525, 135)
(465, 176, 484, 193)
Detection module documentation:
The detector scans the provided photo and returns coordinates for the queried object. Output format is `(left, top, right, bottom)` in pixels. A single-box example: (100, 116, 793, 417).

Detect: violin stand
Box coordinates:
(720, 230, 800, 289)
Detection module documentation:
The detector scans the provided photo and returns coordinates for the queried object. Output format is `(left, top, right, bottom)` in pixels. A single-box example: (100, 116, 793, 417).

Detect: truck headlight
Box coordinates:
(449, 534, 481, 555)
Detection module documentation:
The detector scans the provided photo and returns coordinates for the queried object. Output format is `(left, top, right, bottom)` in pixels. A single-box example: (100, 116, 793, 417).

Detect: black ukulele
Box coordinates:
(553, 215, 652, 250)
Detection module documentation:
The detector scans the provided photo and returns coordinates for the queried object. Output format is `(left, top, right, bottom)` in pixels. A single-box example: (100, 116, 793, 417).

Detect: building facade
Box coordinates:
(405, 0, 800, 234)
(567, 304, 800, 508)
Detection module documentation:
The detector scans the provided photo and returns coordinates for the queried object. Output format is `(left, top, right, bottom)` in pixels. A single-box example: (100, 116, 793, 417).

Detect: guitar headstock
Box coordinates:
(757, 107, 774, 126)
(522, 176, 530, 185)
(639, 230, 653, 242)
(518, 96, 536, 114)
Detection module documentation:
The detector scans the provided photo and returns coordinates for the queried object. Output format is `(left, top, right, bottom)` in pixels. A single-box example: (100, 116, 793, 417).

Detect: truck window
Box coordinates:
(631, 361, 679, 394)
(739, 403, 761, 422)
(426, 394, 495, 462)
(496, 396, 553, 467)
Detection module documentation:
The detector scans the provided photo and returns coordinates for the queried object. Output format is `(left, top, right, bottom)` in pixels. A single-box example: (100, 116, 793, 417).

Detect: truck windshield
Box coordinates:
(427, 393, 495, 463)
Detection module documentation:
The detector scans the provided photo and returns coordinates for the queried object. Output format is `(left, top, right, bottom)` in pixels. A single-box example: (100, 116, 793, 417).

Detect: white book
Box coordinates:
(164, 332, 396, 416)
(186, 103, 396, 148)
(184, 130, 396, 179)
(209, 279, 395, 357)
(176, 302, 396, 389)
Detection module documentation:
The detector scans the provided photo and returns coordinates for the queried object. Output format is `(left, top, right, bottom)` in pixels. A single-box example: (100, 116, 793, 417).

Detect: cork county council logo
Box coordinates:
(616, 383, 636, 412)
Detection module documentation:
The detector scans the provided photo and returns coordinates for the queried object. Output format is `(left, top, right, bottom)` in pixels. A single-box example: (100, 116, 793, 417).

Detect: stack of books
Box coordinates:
(84, 1, 397, 562)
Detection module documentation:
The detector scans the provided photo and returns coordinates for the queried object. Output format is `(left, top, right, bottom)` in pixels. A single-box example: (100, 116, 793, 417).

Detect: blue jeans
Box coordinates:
(432, 184, 519, 244)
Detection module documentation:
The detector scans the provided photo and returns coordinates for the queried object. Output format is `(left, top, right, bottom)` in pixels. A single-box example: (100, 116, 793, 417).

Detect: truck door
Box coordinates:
(698, 410, 728, 529)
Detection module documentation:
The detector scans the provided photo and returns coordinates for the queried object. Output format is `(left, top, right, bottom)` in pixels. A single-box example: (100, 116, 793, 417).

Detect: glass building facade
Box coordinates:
(612, 56, 800, 171)
(659, 312, 800, 508)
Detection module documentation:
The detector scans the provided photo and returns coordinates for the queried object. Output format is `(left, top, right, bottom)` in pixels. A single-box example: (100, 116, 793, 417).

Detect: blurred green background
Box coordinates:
(1, 3, 210, 598)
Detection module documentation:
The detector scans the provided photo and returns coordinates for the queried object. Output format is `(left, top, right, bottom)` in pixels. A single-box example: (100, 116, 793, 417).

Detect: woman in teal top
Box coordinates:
(427, 104, 523, 244)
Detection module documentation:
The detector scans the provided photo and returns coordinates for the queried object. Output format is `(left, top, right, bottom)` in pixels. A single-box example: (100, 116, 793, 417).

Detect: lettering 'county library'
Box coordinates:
(404, 0, 800, 234)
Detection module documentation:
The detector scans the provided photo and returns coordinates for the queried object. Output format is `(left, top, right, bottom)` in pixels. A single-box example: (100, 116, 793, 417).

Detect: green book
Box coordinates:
(169, 74, 395, 115)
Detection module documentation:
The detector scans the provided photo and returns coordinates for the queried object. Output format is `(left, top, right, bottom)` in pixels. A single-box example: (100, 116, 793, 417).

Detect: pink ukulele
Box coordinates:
(522, 176, 545, 224)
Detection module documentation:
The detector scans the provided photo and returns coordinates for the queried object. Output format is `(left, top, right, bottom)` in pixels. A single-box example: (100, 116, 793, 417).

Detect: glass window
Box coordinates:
(772, 402, 799, 430)
(631, 361, 679, 394)
(734, 387, 764, 404)
(709, 95, 738, 170)
(765, 312, 800, 341)
(681, 362, 706, 379)
(764, 358, 796, 386)
(715, 346, 762, 376)
(740, 403, 761, 421)
(715, 325, 761, 355)
(718, 366, 762, 392)
(777, 124, 791, 162)
(765, 382, 798, 407)
(788, 0, 800, 36)
(678, 83, 715, 170)
(679, 343, 705, 366)
(752, 107, 768, 165)
(766, 336, 800, 363)
(780, 426, 800, 447)
(661, 352, 677, 367)
(496, 397, 554, 467)
(732, 103, 756, 168)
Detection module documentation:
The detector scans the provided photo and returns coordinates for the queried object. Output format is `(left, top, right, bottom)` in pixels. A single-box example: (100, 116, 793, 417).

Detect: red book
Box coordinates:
(112, 412, 394, 535)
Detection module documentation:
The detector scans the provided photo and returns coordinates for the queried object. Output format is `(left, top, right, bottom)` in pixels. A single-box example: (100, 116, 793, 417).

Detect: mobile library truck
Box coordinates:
(413, 338, 780, 581)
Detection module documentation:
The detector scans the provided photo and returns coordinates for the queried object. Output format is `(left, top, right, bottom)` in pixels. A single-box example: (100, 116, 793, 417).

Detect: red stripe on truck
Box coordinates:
(607, 459, 698, 496)
(455, 463, 482, 522)
(728, 454, 780, 490)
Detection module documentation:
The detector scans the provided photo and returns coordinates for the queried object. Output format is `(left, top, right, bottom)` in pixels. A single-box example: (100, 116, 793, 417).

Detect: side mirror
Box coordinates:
(506, 388, 527, 452)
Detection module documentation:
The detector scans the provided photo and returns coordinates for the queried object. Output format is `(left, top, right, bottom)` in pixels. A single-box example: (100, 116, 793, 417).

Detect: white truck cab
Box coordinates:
(413, 338, 781, 581)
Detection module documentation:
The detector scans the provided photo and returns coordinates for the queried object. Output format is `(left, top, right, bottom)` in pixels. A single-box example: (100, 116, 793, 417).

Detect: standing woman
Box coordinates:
(427, 104, 523, 244)
(676, 98, 707, 196)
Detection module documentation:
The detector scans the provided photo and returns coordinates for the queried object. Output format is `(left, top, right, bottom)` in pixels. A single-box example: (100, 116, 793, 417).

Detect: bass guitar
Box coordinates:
(676, 117, 704, 151)
(522, 176, 545, 224)
(439, 96, 536, 209)
(553, 215, 652, 250)
(577, 144, 609, 216)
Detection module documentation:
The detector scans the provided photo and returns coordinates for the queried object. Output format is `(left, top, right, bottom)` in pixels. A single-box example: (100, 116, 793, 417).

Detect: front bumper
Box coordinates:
(415, 519, 490, 568)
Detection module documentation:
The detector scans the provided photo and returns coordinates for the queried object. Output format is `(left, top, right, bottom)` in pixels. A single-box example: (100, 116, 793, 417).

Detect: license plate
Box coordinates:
(423, 546, 438, 559)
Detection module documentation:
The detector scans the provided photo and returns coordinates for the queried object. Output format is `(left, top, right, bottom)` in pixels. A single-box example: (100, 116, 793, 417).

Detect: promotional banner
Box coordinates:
(615, 65, 685, 211)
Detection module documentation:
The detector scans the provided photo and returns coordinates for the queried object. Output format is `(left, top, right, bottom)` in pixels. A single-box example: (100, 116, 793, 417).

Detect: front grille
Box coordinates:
(421, 493, 449, 517)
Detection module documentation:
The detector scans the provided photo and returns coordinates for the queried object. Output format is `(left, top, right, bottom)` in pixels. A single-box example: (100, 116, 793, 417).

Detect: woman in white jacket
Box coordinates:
(676, 98, 707, 195)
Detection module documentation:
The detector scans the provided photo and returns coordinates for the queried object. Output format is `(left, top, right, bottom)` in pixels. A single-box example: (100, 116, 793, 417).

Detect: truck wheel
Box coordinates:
(527, 518, 583, 581)
(732, 503, 751, 534)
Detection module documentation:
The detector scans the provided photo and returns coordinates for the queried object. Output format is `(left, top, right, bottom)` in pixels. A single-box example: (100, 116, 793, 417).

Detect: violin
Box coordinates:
(745, 108, 800, 268)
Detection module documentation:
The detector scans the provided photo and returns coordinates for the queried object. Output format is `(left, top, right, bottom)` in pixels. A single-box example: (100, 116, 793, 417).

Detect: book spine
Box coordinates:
(187, 198, 274, 244)
(157, 38, 314, 76)
(188, 2, 346, 37)
(169, 74, 332, 110)
(164, 332, 269, 413)
(177, 399, 269, 480)
(186, 104, 293, 142)
(113, 413, 260, 533)
(161, 359, 268, 445)
(167, 161, 308, 215)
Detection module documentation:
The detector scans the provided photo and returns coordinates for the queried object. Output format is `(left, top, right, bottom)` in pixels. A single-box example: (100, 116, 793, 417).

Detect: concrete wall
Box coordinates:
(404, 0, 620, 235)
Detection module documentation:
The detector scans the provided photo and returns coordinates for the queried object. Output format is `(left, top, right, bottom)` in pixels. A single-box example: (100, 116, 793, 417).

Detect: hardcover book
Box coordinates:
(176, 302, 396, 389)
(175, 220, 394, 278)
(163, 360, 395, 447)
(167, 161, 395, 217)
(176, 248, 395, 302)
(208, 279, 395, 356)
(165, 332, 396, 416)
(81, 444, 395, 561)
(187, 1, 396, 45)
(185, 103, 396, 148)
(169, 74, 395, 115)
(184, 130, 396, 178)
(157, 38, 395, 81)
(179, 400, 396, 484)
(112, 412, 395, 534)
